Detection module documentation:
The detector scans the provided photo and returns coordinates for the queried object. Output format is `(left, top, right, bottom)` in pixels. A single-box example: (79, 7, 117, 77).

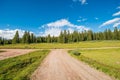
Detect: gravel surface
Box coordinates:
(0, 49, 36, 60)
(31, 49, 114, 80)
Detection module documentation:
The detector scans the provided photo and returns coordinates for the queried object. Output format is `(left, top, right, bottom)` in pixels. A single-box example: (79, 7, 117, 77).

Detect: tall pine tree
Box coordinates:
(12, 31, 19, 44)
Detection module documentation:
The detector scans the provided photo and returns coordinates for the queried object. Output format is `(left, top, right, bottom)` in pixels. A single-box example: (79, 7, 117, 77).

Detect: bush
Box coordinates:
(72, 50, 81, 56)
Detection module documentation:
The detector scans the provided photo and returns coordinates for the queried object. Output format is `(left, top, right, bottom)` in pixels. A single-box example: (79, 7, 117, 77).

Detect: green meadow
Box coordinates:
(0, 40, 120, 80)
(0, 40, 120, 49)
(69, 48, 120, 80)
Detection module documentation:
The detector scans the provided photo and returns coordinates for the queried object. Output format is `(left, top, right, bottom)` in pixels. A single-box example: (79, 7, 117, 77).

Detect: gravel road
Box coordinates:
(31, 49, 113, 80)
(0, 49, 36, 60)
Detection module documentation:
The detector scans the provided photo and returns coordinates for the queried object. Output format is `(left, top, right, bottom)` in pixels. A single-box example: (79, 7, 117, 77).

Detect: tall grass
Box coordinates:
(0, 50, 49, 80)
(69, 48, 120, 80)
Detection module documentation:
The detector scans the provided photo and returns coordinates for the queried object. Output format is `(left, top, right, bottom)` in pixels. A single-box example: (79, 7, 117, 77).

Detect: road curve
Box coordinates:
(31, 49, 114, 80)
(0, 49, 36, 60)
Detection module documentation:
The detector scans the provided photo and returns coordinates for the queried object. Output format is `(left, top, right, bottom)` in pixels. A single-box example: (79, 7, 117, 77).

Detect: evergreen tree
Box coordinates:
(26, 32, 31, 44)
(87, 30, 93, 41)
(30, 33, 36, 43)
(58, 31, 64, 43)
(22, 31, 27, 43)
(63, 30, 68, 43)
(47, 34, 51, 43)
(107, 29, 113, 40)
(114, 27, 119, 40)
(22, 31, 31, 44)
(12, 31, 19, 44)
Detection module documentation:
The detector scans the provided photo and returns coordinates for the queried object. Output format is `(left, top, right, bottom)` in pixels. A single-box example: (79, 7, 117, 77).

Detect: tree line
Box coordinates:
(0, 27, 120, 45)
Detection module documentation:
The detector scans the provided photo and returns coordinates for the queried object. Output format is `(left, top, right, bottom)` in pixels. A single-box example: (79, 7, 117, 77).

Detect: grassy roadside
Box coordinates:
(69, 49, 120, 80)
(0, 40, 120, 49)
(0, 50, 50, 80)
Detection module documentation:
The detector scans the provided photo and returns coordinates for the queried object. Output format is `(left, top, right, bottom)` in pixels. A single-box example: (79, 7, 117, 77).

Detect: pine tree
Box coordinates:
(87, 30, 93, 41)
(22, 31, 31, 44)
(107, 29, 113, 40)
(47, 34, 51, 43)
(58, 31, 64, 43)
(26, 32, 31, 44)
(12, 31, 19, 44)
(114, 27, 119, 40)
(63, 30, 68, 43)
(30, 33, 36, 43)
(22, 31, 27, 43)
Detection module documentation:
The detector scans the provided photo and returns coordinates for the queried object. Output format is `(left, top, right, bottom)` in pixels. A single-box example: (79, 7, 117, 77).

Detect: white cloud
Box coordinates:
(77, 20, 81, 22)
(99, 18, 120, 28)
(82, 18, 87, 21)
(99, 6, 120, 28)
(113, 22, 120, 27)
(72, 0, 87, 5)
(112, 11, 120, 16)
(77, 17, 87, 22)
(40, 19, 89, 36)
(45, 19, 72, 28)
(95, 17, 99, 20)
(80, 0, 87, 5)
(117, 6, 120, 9)
(68, 28, 74, 33)
(42, 28, 61, 36)
(76, 25, 89, 31)
(0, 29, 25, 39)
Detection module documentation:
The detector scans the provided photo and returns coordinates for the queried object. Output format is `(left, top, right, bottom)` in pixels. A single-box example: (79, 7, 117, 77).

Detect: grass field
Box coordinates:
(0, 50, 49, 80)
(0, 40, 120, 49)
(0, 40, 120, 79)
(69, 48, 120, 80)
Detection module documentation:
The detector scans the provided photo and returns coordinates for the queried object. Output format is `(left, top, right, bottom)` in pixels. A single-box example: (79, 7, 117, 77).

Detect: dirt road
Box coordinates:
(0, 49, 36, 60)
(31, 49, 113, 80)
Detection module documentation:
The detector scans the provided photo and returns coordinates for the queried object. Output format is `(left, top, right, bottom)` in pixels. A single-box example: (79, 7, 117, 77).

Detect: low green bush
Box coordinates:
(72, 50, 81, 56)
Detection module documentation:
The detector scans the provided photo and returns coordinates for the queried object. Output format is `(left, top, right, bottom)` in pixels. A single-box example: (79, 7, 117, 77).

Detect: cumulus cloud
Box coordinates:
(99, 18, 120, 28)
(40, 19, 89, 36)
(44, 19, 72, 28)
(72, 0, 87, 5)
(113, 22, 120, 27)
(112, 11, 120, 16)
(0, 29, 25, 39)
(42, 28, 61, 36)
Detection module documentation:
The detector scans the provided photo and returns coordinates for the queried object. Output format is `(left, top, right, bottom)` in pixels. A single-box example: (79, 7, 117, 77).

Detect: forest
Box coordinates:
(0, 27, 120, 45)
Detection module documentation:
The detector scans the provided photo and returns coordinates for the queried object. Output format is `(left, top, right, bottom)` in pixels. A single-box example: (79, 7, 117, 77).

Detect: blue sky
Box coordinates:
(0, 0, 120, 39)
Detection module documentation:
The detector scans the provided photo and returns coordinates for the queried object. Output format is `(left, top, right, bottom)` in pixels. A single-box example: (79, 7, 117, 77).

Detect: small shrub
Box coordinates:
(72, 50, 81, 56)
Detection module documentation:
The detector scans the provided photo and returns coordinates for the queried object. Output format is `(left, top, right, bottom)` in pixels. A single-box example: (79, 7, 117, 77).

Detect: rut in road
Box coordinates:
(31, 49, 114, 80)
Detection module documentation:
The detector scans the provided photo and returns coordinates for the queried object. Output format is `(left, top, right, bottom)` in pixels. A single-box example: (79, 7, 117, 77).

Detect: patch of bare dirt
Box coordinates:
(0, 49, 36, 60)
(31, 49, 114, 80)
